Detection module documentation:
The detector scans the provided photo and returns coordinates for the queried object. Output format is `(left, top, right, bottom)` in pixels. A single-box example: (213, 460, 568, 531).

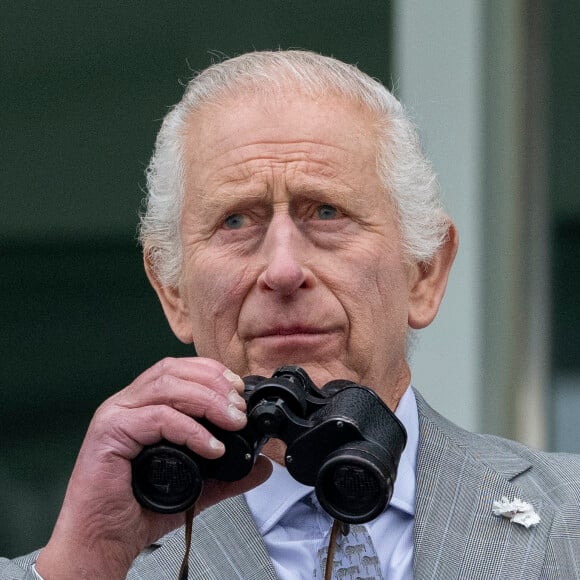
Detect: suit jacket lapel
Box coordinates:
(413, 391, 554, 579)
(130, 495, 278, 579)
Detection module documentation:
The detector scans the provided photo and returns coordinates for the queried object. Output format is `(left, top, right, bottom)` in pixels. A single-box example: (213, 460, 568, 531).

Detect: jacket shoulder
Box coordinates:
(414, 388, 580, 504)
(477, 433, 580, 518)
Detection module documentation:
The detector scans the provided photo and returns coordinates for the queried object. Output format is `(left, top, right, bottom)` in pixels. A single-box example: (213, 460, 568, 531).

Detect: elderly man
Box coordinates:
(2, 50, 579, 579)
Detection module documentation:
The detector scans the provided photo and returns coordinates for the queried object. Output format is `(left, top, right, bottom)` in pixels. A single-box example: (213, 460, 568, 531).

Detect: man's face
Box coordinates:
(160, 90, 420, 407)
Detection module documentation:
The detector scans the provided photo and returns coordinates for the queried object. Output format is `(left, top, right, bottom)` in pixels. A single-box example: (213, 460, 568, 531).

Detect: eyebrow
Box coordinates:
(197, 184, 362, 220)
(194, 186, 270, 218)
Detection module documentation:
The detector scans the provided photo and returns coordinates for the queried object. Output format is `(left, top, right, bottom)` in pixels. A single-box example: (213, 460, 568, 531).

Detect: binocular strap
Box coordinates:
(178, 506, 195, 580)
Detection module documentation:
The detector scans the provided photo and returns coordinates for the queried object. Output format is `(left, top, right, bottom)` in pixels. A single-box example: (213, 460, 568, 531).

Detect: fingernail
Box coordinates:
(228, 389, 246, 410)
(223, 369, 244, 391)
(227, 403, 247, 423)
(209, 437, 225, 452)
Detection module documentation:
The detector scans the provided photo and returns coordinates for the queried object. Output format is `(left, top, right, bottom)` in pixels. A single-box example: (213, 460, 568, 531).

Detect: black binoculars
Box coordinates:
(132, 366, 407, 524)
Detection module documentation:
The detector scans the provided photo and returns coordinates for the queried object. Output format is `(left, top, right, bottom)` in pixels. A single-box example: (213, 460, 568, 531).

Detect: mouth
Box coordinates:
(254, 326, 328, 338)
(246, 326, 341, 354)
(252, 326, 335, 339)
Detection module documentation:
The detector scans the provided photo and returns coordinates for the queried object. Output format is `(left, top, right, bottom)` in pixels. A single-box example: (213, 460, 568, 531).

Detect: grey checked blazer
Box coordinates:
(3, 390, 579, 579)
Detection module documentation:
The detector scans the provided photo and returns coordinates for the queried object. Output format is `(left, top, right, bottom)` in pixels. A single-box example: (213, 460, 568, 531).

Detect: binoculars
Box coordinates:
(132, 366, 407, 524)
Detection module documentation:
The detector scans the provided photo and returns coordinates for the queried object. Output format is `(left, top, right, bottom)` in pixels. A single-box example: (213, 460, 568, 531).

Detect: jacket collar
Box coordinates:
(413, 389, 553, 579)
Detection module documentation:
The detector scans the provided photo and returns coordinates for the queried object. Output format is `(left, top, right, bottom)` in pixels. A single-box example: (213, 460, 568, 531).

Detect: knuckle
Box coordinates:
(92, 400, 117, 424)
(187, 418, 206, 439)
(202, 389, 226, 415)
(148, 404, 171, 425)
(151, 373, 173, 396)
(156, 356, 177, 374)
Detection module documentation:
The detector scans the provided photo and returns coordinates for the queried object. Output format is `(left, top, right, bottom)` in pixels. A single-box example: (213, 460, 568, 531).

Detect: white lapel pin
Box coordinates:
(492, 496, 541, 528)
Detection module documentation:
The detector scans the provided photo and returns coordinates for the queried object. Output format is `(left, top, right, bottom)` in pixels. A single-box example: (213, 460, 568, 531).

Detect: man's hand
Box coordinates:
(35, 357, 272, 579)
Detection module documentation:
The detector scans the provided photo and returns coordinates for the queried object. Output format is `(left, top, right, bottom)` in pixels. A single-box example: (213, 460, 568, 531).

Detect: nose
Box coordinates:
(257, 214, 314, 296)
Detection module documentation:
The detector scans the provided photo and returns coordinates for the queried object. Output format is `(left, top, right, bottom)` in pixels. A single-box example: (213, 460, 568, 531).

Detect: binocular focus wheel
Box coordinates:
(315, 441, 393, 524)
(247, 377, 308, 417)
(132, 444, 203, 514)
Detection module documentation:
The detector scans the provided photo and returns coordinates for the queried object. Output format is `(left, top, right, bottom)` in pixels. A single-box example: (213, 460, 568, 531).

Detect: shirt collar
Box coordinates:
(389, 385, 418, 515)
(245, 385, 419, 534)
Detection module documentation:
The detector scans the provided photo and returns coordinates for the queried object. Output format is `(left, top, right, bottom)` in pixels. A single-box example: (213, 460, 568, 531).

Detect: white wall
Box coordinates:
(393, 1, 484, 432)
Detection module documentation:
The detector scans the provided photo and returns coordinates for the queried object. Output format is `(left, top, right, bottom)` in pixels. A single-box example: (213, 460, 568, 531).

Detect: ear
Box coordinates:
(407, 222, 459, 329)
(143, 254, 194, 344)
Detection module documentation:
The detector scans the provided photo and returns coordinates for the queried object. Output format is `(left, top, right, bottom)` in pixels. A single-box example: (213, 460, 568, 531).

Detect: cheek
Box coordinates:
(339, 250, 410, 335)
(184, 256, 254, 335)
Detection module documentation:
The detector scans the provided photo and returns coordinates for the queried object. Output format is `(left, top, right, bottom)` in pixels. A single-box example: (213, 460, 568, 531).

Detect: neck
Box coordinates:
(263, 438, 287, 465)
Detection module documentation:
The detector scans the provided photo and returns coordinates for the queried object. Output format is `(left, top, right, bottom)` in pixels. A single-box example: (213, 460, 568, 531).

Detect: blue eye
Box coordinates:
(223, 214, 246, 229)
(316, 204, 338, 220)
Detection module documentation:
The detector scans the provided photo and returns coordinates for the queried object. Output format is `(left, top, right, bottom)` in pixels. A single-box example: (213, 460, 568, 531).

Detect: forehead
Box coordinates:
(180, 89, 385, 209)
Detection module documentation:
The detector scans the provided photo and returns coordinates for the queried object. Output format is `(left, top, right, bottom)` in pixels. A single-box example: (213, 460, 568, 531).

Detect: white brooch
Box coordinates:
(492, 496, 541, 528)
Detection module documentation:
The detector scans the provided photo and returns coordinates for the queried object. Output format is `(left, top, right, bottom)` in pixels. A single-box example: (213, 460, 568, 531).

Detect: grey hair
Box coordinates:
(139, 50, 450, 287)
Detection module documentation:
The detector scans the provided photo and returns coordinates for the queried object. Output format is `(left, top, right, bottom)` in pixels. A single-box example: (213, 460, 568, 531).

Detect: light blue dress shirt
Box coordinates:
(245, 386, 418, 579)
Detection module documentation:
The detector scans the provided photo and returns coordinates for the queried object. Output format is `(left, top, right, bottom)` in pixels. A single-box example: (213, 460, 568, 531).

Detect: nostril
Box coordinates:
(258, 258, 310, 295)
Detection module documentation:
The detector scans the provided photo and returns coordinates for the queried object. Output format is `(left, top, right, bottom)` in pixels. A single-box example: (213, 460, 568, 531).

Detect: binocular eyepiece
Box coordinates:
(132, 366, 407, 524)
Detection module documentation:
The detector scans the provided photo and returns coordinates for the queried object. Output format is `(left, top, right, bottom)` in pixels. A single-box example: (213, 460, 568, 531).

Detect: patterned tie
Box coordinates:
(314, 521, 384, 580)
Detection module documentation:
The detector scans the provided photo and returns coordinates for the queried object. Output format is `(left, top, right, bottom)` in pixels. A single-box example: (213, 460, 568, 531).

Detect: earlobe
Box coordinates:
(143, 254, 194, 344)
(407, 223, 459, 329)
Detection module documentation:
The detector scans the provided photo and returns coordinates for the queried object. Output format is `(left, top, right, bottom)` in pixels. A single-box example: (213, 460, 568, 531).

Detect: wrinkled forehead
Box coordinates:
(174, 88, 396, 238)
(180, 90, 385, 209)
(181, 86, 384, 172)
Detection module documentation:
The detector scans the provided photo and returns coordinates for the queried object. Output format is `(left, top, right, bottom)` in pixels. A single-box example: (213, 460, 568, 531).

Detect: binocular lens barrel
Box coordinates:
(315, 441, 393, 523)
(132, 444, 203, 514)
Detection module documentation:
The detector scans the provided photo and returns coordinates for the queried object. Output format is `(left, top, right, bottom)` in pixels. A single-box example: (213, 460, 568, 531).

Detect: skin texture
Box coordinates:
(154, 90, 457, 421)
(36, 87, 457, 579)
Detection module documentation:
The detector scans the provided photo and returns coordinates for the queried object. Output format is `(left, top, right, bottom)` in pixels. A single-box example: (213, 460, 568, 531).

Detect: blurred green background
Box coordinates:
(2, 0, 580, 560)
(0, 1, 392, 556)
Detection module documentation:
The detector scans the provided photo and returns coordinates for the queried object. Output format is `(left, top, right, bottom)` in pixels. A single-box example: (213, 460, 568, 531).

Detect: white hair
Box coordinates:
(139, 50, 450, 287)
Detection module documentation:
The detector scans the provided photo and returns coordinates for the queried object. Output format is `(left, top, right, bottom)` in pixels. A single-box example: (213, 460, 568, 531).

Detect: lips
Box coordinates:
(247, 322, 344, 341)
(245, 326, 342, 358)
(253, 326, 329, 338)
